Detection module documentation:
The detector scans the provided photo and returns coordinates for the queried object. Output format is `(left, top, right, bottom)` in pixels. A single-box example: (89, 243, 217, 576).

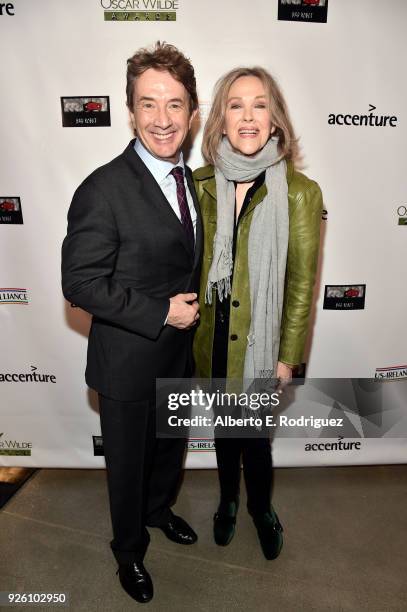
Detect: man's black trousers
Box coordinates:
(99, 395, 186, 564)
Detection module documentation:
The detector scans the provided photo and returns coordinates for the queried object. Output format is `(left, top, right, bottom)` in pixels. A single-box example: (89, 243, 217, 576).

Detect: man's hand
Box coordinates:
(167, 293, 200, 329)
(275, 360, 294, 395)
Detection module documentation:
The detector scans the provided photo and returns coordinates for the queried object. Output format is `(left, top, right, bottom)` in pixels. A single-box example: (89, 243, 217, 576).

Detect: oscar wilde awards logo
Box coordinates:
(375, 365, 407, 381)
(0, 197, 23, 224)
(60, 97, 111, 128)
(397, 205, 407, 226)
(0, 3, 14, 16)
(328, 105, 398, 128)
(0, 432, 32, 456)
(0, 288, 28, 305)
(100, 0, 179, 21)
(278, 0, 328, 24)
(323, 285, 366, 310)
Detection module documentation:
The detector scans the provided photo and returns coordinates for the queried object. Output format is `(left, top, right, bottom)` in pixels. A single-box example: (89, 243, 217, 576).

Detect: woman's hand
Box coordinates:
(275, 361, 294, 394)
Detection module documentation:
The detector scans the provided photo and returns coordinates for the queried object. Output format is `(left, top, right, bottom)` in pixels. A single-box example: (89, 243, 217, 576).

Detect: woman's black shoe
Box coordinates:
(213, 500, 238, 546)
(252, 507, 283, 560)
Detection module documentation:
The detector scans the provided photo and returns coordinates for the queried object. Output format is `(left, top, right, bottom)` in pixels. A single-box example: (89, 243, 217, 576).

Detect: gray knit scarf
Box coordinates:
(205, 136, 289, 381)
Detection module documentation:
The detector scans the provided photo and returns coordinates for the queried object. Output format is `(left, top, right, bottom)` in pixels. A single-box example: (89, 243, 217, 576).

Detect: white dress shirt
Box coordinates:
(134, 139, 197, 238)
(134, 139, 197, 325)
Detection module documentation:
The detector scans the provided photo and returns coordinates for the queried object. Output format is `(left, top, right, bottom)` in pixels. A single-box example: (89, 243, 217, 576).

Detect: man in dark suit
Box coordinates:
(61, 42, 203, 604)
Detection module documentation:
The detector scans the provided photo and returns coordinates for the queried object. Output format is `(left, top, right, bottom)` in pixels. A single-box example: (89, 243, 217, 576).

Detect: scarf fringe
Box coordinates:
(205, 276, 232, 305)
(206, 233, 233, 305)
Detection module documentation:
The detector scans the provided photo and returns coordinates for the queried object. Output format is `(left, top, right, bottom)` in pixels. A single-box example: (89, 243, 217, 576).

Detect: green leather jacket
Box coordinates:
(192, 161, 323, 379)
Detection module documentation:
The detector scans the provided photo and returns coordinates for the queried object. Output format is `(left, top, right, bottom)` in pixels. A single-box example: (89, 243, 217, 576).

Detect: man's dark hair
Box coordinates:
(126, 41, 198, 113)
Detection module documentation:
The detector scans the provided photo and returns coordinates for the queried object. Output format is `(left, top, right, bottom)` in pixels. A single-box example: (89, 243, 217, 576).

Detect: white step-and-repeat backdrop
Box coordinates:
(1, 0, 406, 467)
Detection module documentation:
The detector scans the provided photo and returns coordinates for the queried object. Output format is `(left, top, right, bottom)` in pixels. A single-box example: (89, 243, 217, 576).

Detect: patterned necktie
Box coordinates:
(171, 166, 195, 250)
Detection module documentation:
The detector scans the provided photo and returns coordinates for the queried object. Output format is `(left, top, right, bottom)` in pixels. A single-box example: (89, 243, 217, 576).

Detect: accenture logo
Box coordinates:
(305, 437, 362, 452)
(0, 365, 56, 384)
(0, 3, 15, 16)
(328, 104, 398, 127)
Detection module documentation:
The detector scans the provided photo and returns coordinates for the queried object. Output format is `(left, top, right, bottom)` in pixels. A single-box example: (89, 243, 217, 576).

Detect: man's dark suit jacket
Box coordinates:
(62, 141, 203, 401)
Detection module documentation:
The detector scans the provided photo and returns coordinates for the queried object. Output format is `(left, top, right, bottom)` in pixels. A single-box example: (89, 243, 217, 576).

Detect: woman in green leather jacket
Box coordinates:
(193, 67, 322, 560)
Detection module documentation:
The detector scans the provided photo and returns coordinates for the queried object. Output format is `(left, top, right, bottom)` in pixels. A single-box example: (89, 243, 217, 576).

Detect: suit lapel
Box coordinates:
(122, 142, 194, 258)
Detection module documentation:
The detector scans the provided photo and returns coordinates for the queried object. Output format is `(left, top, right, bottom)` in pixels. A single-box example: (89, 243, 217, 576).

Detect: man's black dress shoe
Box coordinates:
(252, 507, 284, 560)
(158, 514, 198, 545)
(213, 500, 238, 546)
(117, 561, 153, 603)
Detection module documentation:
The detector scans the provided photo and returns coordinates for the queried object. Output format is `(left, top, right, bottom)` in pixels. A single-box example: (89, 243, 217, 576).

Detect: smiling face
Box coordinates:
(130, 68, 196, 163)
(223, 75, 275, 156)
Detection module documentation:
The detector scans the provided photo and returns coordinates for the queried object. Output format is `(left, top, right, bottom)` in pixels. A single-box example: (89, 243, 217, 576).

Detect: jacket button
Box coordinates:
(232, 300, 240, 307)
(230, 334, 238, 341)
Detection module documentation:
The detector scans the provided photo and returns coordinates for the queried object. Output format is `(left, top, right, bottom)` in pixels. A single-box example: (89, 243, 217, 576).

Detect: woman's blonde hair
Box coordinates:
(202, 66, 299, 165)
